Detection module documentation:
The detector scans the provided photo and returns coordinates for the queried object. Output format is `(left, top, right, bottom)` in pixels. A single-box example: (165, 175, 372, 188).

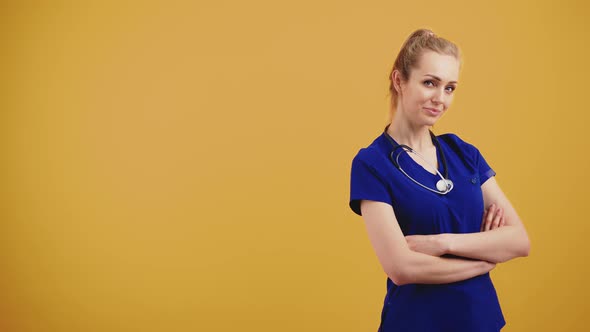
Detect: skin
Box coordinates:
(359, 51, 530, 285)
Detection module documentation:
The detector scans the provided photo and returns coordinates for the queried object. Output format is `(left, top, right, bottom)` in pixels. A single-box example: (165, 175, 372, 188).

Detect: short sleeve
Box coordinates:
(349, 153, 392, 216)
(475, 147, 496, 185)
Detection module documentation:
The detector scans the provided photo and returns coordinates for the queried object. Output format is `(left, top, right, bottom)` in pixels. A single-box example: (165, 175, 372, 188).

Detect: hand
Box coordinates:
(480, 203, 505, 232)
(482, 260, 497, 273)
(405, 234, 448, 257)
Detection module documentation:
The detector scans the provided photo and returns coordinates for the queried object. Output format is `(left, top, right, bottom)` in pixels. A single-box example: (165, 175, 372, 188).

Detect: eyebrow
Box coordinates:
(424, 74, 458, 84)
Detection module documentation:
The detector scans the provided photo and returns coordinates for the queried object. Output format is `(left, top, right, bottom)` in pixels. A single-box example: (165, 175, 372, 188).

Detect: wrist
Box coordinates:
(482, 260, 496, 273)
(438, 233, 453, 255)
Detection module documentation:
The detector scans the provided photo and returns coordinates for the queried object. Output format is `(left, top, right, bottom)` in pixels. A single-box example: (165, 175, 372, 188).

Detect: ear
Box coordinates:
(391, 70, 404, 95)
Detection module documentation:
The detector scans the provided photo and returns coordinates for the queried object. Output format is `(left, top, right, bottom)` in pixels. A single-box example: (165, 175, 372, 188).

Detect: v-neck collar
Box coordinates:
(381, 129, 444, 179)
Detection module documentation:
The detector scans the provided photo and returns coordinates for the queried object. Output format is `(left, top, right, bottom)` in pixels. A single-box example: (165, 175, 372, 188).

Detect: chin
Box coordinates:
(422, 118, 438, 127)
(427, 116, 443, 127)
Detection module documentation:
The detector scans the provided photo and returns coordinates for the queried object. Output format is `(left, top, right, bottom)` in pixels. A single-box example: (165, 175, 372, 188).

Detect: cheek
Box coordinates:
(417, 90, 432, 104)
(445, 95, 455, 106)
(417, 86, 432, 98)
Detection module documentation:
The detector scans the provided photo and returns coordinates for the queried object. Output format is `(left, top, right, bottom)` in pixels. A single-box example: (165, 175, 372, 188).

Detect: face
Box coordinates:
(395, 51, 460, 127)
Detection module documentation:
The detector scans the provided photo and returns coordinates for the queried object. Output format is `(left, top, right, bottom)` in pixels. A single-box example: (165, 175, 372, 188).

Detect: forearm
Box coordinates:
(390, 251, 494, 285)
(444, 225, 530, 263)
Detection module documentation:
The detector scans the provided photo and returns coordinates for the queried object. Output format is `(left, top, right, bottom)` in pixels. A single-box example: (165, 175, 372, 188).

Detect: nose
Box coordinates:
(432, 87, 445, 105)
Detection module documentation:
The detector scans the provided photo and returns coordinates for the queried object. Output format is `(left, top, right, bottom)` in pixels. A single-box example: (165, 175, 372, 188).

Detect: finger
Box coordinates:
(491, 208, 502, 229)
(499, 215, 506, 227)
(481, 208, 492, 232)
(485, 204, 496, 231)
(482, 208, 490, 232)
(491, 208, 503, 230)
(484, 204, 496, 231)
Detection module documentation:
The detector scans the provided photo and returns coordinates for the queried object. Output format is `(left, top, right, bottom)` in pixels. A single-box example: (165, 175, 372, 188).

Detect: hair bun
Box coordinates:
(421, 29, 436, 38)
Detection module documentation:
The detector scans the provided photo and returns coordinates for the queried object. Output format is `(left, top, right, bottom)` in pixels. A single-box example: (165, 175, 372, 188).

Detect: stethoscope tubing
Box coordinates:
(383, 125, 453, 195)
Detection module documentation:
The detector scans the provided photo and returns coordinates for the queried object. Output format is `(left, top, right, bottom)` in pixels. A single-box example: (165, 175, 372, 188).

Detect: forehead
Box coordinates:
(413, 51, 460, 82)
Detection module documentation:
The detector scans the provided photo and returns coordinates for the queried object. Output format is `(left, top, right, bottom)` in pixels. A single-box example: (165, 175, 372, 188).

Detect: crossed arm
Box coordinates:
(359, 176, 530, 285)
(360, 200, 498, 286)
(405, 177, 530, 263)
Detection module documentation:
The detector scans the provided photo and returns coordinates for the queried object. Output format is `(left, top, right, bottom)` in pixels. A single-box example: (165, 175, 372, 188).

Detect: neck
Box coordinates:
(387, 114, 434, 152)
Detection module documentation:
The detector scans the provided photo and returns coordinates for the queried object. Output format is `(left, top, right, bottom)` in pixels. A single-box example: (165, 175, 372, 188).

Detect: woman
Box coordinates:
(348, 29, 530, 331)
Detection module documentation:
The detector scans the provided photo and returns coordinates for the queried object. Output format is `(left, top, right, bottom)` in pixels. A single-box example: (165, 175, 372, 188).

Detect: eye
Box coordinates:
(423, 80, 435, 87)
(445, 86, 456, 93)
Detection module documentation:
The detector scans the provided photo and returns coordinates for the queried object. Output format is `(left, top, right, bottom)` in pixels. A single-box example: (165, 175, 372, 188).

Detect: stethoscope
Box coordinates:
(383, 124, 454, 195)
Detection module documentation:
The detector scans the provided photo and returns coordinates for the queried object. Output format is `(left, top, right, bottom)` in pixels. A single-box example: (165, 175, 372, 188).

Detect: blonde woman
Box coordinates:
(349, 29, 530, 331)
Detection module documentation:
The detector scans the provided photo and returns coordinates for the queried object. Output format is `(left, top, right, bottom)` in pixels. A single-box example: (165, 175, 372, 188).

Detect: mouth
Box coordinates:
(424, 107, 442, 115)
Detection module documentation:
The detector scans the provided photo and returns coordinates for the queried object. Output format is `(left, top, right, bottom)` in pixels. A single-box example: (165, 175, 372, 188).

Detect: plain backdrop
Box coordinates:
(1, 1, 589, 331)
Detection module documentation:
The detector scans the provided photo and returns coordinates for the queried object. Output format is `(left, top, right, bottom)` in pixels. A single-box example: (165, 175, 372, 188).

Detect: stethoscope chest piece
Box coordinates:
(436, 179, 453, 192)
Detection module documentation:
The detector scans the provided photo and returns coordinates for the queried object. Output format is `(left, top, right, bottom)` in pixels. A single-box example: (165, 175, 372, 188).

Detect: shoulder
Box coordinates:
(438, 132, 476, 149)
(437, 132, 481, 162)
(351, 134, 389, 167)
(352, 146, 381, 165)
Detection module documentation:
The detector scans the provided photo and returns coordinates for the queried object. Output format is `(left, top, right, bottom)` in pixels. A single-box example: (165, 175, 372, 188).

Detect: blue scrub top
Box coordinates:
(349, 128, 505, 332)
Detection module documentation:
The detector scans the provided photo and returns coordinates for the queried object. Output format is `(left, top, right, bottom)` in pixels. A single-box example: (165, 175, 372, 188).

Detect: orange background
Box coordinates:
(2, 1, 589, 331)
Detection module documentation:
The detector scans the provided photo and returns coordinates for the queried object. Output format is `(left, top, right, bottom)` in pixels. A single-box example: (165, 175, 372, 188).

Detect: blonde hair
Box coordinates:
(388, 29, 462, 119)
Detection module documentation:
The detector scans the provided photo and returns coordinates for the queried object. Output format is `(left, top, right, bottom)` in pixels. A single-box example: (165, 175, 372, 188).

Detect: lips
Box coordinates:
(424, 107, 442, 115)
